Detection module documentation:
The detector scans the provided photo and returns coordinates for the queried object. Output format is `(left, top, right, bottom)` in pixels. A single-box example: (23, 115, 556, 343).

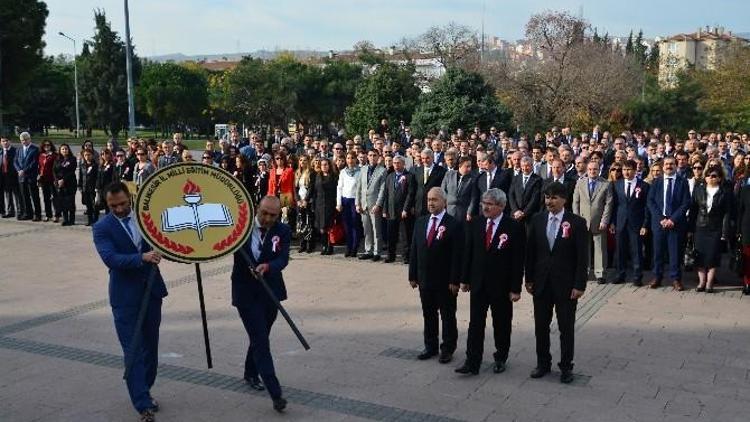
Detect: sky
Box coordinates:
(43, 0, 750, 58)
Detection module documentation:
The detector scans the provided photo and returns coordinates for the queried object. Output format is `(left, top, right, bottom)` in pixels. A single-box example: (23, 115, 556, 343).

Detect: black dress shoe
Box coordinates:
(371, 255, 381, 262)
(384, 257, 395, 263)
(402, 259, 409, 265)
(560, 370, 575, 384)
(417, 350, 438, 360)
(597, 277, 607, 285)
(612, 279, 625, 285)
(273, 397, 287, 412)
(632, 280, 643, 287)
(438, 352, 453, 364)
(696, 286, 706, 292)
(493, 361, 506, 373)
(743, 285, 750, 295)
(705, 287, 714, 293)
(244, 376, 266, 391)
(358, 253, 373, 260)
(530, 366, 551, 378)
(1, 213, 13, 218)
(454, 363, 479, 375)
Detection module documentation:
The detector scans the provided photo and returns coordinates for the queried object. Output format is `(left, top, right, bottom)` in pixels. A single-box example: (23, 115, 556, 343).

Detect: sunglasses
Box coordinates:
(693, 166, 703, 170)
(116, 154, 125, 157)
(708, 174, 720, 179)
(202, 156, 211, 159)
(136, 152, 146, 156)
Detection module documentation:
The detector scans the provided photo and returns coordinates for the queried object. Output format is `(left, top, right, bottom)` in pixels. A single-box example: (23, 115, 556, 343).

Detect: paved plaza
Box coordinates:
(0, 217, 748, 422)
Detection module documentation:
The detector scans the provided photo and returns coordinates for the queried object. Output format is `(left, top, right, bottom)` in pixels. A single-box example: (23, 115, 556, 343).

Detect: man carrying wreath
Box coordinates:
(525, 182, 589, 384)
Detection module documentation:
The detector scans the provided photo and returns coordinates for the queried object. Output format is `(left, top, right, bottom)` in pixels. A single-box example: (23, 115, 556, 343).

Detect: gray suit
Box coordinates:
(573, 177, 614, 278)
(441, 169, 476, 222)
(355, 164, 387, 255)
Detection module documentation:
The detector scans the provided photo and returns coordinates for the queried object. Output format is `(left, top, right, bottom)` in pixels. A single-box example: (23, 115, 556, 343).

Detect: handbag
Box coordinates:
(328, 212, 345, 245)
(683, 234, 697, 271)
(729, 235, 744, 276)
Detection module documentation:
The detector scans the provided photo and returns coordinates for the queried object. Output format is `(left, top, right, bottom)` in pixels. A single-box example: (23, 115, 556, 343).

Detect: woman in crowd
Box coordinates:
(310, 157, 337, 255)
(253, 158, 270, 204)
(689, 159, 706, 197)
(38, 140, 61, 222)
(233, 155, 255, 194)
(54, 143, 77, 226)
(134, 147, 156, 188)
(295, 154, 316, 253)
(181, 150, 194, 162)
(691, 165, 733, 293)
(268, 152, 297, 227)
(336, 152, 361, 257)
(114, 150, 133, 181)
(96, 149, 115, 216)
(78, 149, 99, 226)
(736, 171, 750, 295)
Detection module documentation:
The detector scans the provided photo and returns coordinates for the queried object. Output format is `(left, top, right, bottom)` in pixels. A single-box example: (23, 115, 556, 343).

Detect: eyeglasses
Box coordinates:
(274, 157, 283, 161)
(693, 166, 703, 170)
(202, 156, 211, 159)
(136, 152, 146, 156)
(610, 168, 622, 173)
(333, 147, 343, 150)
(707, 174, 719, 179)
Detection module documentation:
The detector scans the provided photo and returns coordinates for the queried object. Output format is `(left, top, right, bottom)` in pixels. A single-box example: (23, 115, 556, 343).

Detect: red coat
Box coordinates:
(38, 152, 58, 183)
(268, 167, 295, 197)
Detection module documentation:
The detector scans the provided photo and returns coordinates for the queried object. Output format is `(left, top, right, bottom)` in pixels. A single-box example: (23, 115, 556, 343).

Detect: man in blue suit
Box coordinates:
(232, 196, 290, 412)
(611, 160, 650, 286)
(93, 182, 166, 422)
(13, 132, 42, 221)
(646, 157, 691, 291)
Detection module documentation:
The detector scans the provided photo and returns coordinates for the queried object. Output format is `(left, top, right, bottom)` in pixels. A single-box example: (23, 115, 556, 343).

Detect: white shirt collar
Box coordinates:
(487, 213, 502, 227)
(430, 209, 446, 222)
(549, 209, 565, 221)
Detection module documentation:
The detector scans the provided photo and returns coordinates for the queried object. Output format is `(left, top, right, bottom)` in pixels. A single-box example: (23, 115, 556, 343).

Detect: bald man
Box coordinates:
(232, 196, 290, 412)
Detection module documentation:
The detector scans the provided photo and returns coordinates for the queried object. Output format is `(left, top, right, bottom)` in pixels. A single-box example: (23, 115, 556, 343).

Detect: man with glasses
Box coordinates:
(611, 160, 650, 286)
(573, 161, 613, 284)
(14, 132, 42, 221)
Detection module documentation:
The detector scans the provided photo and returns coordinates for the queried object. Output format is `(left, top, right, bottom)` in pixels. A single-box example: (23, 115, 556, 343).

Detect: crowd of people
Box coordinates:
(3, 125, 750, 296)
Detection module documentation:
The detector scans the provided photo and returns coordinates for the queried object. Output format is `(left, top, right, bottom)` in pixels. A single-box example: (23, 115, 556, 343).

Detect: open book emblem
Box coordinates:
(161, 179, 233, 241)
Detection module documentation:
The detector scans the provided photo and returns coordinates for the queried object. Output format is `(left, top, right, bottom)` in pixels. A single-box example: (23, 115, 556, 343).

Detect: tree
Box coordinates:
(345, 62, 420, 137)
(138, 61, 208, 136)
(411, 68, 511, 137)
(78, 11, 141, 138)
(646, 41, 660, 74)
(317, 60, 363, 126)
(0, 0, 48, 134)
(414, 22, 480, 70)
(18, 57, 75, 133)
(633, 30, 648, 64)
(695, 44, 750, 131)
(625, 30, 634, 55)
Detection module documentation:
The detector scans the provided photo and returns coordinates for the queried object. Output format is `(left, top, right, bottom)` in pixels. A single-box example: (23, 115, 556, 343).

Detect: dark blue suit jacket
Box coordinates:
(646, 175, 691, 228)
(232, 222, 290, 307)
(612, 179, 650, 231)
(14, 143, 40, 181)
(93, 213, 168, 308)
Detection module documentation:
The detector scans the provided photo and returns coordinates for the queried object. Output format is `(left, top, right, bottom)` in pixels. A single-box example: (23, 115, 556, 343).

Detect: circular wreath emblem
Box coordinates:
(135, 162, 254, 263)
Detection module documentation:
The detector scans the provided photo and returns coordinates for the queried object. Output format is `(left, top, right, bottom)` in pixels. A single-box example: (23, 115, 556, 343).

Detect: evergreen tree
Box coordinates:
(625, 30, 634, 55)
(634, 30, 648, 64)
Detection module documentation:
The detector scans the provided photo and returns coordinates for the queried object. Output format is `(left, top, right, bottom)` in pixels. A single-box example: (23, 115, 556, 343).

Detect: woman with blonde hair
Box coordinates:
(295, 154, 316, 252)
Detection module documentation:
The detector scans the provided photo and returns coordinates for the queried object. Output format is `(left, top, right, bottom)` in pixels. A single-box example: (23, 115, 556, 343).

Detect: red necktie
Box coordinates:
(426, 216, 438, 247)
(485, 220, 495, 250)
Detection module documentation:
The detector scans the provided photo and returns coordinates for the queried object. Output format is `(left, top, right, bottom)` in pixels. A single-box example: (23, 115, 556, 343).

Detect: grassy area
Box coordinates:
(37, 129, 208, 150)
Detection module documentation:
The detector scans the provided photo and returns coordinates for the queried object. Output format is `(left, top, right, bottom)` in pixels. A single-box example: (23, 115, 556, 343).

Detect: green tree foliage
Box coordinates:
(0, 0, 48, 134)
(138, 61, 208, 135)
(625, 30, 634, 55)
(625, 73, 710, 133)
(411, 68, 511, 137)
(19, 57, 75, 132)
(78, 11, 141, 138)
(695, 45, 750, 131)
(345, 62, 420, 137)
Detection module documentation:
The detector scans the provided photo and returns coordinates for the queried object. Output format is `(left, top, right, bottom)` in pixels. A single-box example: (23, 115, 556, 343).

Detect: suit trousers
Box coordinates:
(651, 224, 685, 281)
(419, 287, 457, 354)
(40, 181, 61, 218)
(465, 291, 513, 367)
(589, 231, 607, 278)
(361, 209, 383, 255)
(112, 299, 162, 413)
(616, 226, 643, 281)
(533, 288, 577, 371)
(386, 216, 415, 260)
(2, 177, 20, 215)
(237, 302, 282, 400)
(340, 197, 360, 252)
(19, 178, 41, 218)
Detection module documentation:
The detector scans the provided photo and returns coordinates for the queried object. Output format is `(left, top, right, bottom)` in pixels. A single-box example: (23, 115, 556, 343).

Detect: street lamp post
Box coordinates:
(58, 32, 81, 138)
(124, 0, 137, 137)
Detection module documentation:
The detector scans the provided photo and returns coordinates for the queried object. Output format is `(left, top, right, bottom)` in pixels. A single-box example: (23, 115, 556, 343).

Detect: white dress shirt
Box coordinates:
(486, 214, 503, 239)
(116, 211, 142, 251)
(426, 210, 446, 237)
(662, 175, 677, 215)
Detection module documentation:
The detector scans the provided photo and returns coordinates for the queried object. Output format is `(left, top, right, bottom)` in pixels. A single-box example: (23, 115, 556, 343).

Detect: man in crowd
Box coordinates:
(0, 137, 20, 218)
(611, 160, 650, 286)
(14, 132, 41, 221)
(473, 151, 511, 216)
(573, 161, 614, 284)
(356, 149, 387, 261)
(541, 158, 574, 212)
(379, 155, 416, 264)
(509, 156, 542, 228)
(525, 182, 588, 384)
(409, 187, 463, 364)
(456, 188, 525, 376)
(157, 140, 180, 168)
(414, 149, 447, 217)
(441, 156, 476, 222)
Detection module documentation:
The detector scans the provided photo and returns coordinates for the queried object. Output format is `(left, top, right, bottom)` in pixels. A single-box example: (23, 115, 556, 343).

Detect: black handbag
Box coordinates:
(684, 234, 697, 271)
(729, 236, 744, 276)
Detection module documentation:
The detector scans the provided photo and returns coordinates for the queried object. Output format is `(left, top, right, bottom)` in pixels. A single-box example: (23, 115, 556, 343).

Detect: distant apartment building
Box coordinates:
(658, 26, 749, 88)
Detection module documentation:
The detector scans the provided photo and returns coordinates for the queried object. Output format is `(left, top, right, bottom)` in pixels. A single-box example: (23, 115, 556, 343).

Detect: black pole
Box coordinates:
(195, 263, 213, 368)
(237, 248, 311, 350)
(123, 265, 157, 380)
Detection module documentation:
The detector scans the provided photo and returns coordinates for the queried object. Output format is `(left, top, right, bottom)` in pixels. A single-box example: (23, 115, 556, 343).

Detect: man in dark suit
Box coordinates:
(413, 149, 447, 217)
(611, 160, 650, 285)
(541, 158, 574, 212)
(646, 156, 691, 291)
(525, 182, 589, 384)
(93, 182, 166, 422)
(441, 157, 477, 222)
(232, 196, 290, 412)
(509, 156, 542, 228)
(409, 187, 463, 363)
(455, 188, 525, 375)
(378, 155, 416, 263)
(0, 137, 21, 218)
(472, 151, 511, 216)
(13, 132, 41, 221)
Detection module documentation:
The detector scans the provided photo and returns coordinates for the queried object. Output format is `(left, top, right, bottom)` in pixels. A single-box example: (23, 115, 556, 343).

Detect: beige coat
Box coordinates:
(573, 177, 614, 233)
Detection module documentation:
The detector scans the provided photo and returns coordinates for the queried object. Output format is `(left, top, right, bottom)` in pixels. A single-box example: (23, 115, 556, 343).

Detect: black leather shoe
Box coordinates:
(244, 376, 266, 391)
(530, 367, 551, 378)
(438, 352, 453, 364)
(696, 286, 706, 292)
(493, 361, 506, 373)
(612, 279, 625, 284)
(1, 214, 13, 218)
(743, 285, 750, 295)
(560, 370, 574, 384)
(597, 277, 607, 285)
(384, 257, 395, 263)
(417, 350, 438, 360)
(371, 255, 381, 262)
(454, 363, 479, 375)
(358, 253, 373, 260)
(273, 397, 287, 412)
(632, 280, 643, 287)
